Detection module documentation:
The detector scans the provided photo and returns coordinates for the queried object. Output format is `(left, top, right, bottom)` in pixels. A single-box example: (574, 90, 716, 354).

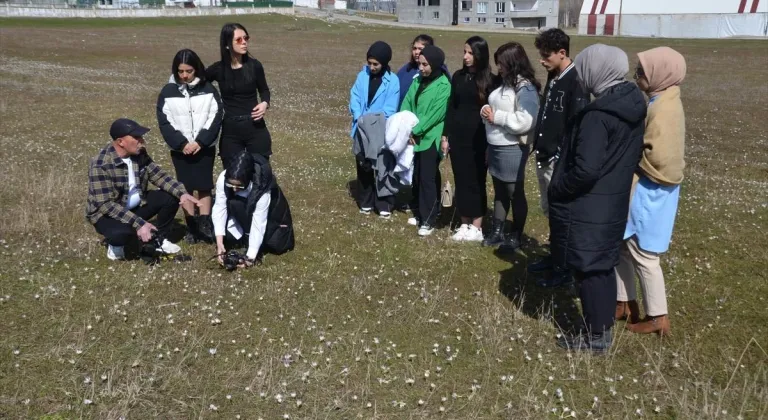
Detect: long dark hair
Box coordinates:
(409, 34, 434, 66)
(219, 23, 253, 89)
(172, 49, 206, 85)
(493, 42, 542, 92)
(225, 150, 255, 186)
(465, 36, 493, 105)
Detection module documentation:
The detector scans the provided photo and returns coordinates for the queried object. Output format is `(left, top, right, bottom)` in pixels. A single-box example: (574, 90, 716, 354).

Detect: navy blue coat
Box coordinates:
(549, 82, 647, 273)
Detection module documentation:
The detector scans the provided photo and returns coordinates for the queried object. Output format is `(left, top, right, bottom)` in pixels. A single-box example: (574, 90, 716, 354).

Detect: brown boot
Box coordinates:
(626, 314, 671, 336)
(615, 300, 641, 324)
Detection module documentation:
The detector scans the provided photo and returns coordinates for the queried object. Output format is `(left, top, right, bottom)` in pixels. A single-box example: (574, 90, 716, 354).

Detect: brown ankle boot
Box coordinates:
(626, 314, 671, 336)
(615, 300, 641, 324)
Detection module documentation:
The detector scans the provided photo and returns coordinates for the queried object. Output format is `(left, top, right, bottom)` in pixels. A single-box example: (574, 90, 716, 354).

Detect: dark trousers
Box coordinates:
(93, 190, 179, 246)
(410, 145, 441, 227)
(355, 161, 394, 213)
(574, 269, 617, 334)
(220, 118, 272, 169)
(491, 176, 528, 233)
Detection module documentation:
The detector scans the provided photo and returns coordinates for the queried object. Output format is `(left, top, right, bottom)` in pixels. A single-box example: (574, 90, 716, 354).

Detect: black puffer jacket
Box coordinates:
(549, 82, 647, 273)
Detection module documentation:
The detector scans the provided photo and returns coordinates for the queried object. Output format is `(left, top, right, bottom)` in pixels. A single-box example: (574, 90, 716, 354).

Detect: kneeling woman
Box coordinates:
(212, 151, 275, 267)
(400, 45, 451, 236)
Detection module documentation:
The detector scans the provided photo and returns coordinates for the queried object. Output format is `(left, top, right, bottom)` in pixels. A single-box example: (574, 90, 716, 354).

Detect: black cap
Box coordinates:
(109, 118, 150, 141)
(367, 41, 392, 68)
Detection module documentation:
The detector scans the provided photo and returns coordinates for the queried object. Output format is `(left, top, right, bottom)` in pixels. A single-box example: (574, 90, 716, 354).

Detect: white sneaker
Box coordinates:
(407, 217, 419, 226)
(451, 224, 470, 241)
(157, 239, 181, 255)
(417, 225, 434, 237)
(464, 225, 484, 242)
(359, 207, 372, 215)
(379, 211, 392, 220)
(107, 245, 125, 261)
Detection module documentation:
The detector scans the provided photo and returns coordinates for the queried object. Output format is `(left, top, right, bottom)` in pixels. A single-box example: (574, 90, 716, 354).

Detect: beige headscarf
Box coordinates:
(637, 47, 687, 97)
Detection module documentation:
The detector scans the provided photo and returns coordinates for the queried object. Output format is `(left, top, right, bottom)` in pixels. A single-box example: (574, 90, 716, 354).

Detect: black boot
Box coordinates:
(196, 215, 214, 244)
(499, 230, 522, 252)
(482, 219, 505, 247)
(184, 216, 198, 244)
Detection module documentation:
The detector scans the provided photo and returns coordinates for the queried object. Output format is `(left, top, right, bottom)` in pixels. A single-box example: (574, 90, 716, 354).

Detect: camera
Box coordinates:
(221, 250, 246, 271)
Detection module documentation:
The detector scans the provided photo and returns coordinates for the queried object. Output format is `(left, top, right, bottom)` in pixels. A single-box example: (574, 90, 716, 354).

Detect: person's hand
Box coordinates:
(187, 143, 201, 155)
(237, 257, 255, 269)
(481, 105, 494, 124)
(408, 135, 416, 145)
(252, 102, 268, 120)
(179, 193, 200, 208)
(217, 243, 227, 265)
(440, 136, 449, 155)
(136, 222, 157, 243)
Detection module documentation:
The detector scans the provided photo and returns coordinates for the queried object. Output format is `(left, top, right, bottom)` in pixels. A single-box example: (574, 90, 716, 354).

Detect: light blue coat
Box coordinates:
(349, 66, 400, 138)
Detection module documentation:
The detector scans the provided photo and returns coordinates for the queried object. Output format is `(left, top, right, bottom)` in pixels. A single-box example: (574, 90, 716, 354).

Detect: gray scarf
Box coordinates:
(574, 44, 628, 97)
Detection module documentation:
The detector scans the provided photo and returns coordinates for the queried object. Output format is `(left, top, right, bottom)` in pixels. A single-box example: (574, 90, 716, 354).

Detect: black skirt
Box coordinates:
(171, 146, 216, 191)
(449, 134, 488, 219)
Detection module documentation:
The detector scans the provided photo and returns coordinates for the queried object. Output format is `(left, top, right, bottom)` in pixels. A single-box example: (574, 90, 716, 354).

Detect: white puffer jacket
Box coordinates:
(156, 76, 223, 151)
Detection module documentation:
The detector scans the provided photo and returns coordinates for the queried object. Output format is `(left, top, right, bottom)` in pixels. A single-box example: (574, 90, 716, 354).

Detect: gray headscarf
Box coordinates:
(574, 44, 629, 97)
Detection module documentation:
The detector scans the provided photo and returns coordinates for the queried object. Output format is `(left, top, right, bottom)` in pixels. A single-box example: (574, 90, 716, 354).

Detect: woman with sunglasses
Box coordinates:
(156, 48, 223, 244)
(212, 150, 275, 268)
(207, 23, 272, 168)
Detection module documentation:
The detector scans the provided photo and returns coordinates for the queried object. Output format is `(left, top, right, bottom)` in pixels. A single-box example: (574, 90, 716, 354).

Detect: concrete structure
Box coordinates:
(580, 0, 768, 38)
(294, 0, 347, 9)
(397, 0, 558, 29)
(353, 0, 397, 13)
(0, 4, 293, 17)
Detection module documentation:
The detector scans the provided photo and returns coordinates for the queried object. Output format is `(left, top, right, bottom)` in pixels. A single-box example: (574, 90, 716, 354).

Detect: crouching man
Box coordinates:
(86, 118, 200, 260)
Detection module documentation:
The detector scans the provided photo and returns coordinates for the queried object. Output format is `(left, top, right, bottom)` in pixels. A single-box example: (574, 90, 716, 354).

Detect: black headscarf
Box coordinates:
(367, 41, 392, 105)
(415, 45, 445, 106)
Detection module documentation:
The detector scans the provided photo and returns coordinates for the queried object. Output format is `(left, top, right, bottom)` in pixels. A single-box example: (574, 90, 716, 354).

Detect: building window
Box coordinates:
(428, 0, 440, 5)
(461, 0, 472, 10)
(477, 17, 486, 23)
(476, 1, 487, 13)
(495, 2, 505, 13)
(463, 16, 470, 22)
(417, 0, 424, 5)
(495, 17, 505, 23)
(433, 11, 439, 18)
(417, 11, 423, 18)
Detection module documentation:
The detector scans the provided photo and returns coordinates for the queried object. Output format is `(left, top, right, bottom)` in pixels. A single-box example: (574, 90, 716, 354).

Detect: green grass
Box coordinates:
(0, 14, 767, 419)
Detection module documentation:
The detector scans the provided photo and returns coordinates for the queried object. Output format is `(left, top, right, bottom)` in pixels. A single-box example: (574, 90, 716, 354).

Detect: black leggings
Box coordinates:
(492, 176, 528, 233)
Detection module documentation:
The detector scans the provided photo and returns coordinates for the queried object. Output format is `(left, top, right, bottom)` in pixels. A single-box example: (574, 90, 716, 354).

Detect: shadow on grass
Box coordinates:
(496, 235, 583, 335)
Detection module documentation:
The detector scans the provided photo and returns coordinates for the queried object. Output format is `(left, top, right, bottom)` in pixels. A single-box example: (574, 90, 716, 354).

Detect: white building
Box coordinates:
(579, 0, 768, 38)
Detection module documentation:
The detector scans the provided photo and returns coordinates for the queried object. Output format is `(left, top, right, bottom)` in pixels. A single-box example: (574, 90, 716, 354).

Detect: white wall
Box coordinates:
(579, 12, 768, 38)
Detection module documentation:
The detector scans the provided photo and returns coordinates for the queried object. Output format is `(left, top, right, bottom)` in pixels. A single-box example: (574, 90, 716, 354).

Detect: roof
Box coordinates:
(580, 0, 768, 15)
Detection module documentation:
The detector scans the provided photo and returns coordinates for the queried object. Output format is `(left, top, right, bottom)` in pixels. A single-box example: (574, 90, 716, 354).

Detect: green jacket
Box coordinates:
(400, 74, 451, 153)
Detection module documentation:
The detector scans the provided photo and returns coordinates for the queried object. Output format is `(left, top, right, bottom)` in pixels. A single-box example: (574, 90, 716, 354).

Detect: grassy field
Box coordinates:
(1, 14, 767, 419)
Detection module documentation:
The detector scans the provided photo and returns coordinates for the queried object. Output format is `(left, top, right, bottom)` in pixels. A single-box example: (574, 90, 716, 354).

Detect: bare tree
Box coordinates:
(559, 0, 584, 27)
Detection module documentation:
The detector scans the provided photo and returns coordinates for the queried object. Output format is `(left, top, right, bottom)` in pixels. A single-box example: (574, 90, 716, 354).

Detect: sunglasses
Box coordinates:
(225, 182, 245, 190)
(234, 35, 250, 45)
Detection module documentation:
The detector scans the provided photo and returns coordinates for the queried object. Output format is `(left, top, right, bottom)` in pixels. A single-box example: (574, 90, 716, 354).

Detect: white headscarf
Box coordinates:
(574, 44, 629, 97)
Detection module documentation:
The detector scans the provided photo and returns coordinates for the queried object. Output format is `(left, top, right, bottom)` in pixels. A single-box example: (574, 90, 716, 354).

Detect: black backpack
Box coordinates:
(262, 185, 295, 255)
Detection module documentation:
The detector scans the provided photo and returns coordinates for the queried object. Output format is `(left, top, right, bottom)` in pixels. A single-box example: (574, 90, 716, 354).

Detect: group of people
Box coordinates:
(84, 22, 687, 354)
(86, 23, 292, 269)
(348, 30, 687, 353)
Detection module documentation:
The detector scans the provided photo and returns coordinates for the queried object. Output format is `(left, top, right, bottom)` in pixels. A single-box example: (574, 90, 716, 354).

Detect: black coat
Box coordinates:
(549, 82, 647, 273)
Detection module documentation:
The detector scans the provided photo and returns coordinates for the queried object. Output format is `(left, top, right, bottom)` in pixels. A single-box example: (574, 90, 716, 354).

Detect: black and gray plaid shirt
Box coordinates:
(86, 143, 186, 229)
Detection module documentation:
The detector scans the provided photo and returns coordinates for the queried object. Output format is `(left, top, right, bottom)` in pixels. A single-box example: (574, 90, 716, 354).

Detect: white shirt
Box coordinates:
(211, 171, 271, 260)
(121, 157, 141, 210)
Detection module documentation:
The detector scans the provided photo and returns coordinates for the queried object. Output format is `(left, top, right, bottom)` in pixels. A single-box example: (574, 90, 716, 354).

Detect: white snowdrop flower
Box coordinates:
(157, 354, 163, 359)
(174, 348, 180, 353)
(654, 406, 661, 413)
(245, 387, 250, 391)
(405, 378, 415, 385)
(374, 337, 380, 344)
(366, 402, 372, 408)
(275, 394, 284, 404)
(551, 408, 558, 413)
(424, 370, 430, 378)
(84, 377, 92, 384)
(236, 416, 241, 419)
(555, 388, 563, 398)
(290, 392, 297, 398)
(86, 324, 93, 331)
(282, 414, 290, 419)
(208, 348, 217, 356)
(408, 354, 417, 360)
(537, 352, 543, 360)
(548, 376, 554, 382)
(439, 406, 445, 412)
(635, 408, 642, 415)
(430, 383, 436, 389)
(296, 400, 303, 407)
(259, 392, 266, 398)
(542, 390, 549, 396)
(418, 399, 424, 406)
(364, 348, 372, 354)
(75, 349, 83, 355)
(352, 395, 359, 401)
(226, 395, 232, 400)
(441, 397, 447, 402)
(83, 399, 93, 405)
(100, 374, 108, 382)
